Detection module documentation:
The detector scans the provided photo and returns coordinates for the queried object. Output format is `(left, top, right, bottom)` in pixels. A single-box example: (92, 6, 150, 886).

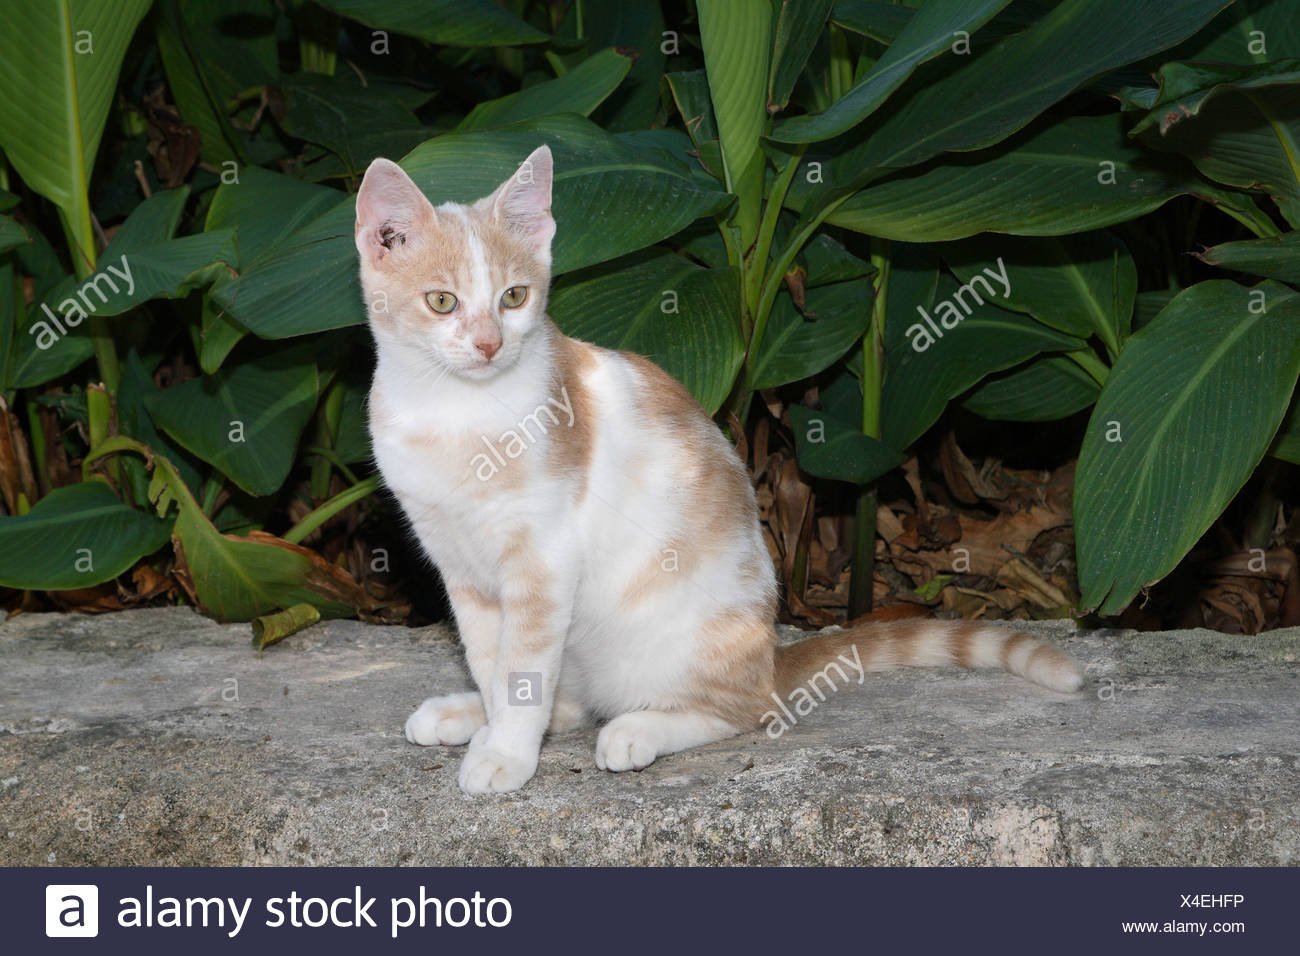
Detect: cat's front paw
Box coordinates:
(457, 728, 538, 794)
(404, 692, 485, 746)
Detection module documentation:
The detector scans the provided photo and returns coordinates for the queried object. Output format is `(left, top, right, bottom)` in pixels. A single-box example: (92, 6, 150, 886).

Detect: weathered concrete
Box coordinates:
(0, 607, 1296, 865)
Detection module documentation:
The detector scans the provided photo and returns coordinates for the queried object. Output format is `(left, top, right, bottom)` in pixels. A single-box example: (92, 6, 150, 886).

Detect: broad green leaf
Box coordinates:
(942, 231, 1137, 353)
(213, 117, 729, 339)
(34, 188, 237, 322)
(1169, 0, 1300, 65)
(769, 0, 834, 113)
(795, 0, 1229, 238)
(146, 344, 319, 496)
(750, 278, 872, 389)
(964, 353, 1101, 422)
(276, 72, 424, 177)
(882, 276, 1085, 448)
(776, 0, 1013, 143)
(835, 0, 1230, 173)
(698, 0, 772, 246)
(0, 0, 152, 268)
(1129, 60, 1300, 225)
(1076, 280, 1300, 615)
(1198, 230, 1300, 284)
(666, 70, 719, 149)
(117, 348, 205, 496)
(155, 0, 277, 167)
(790, 403, 905, 484)
(1133, 290, 1175, 330)
(83, 438, 370, 621)
(574, 0, 667, 131)
(0, 481, 173, 590)
(314, 0, 547, 46)
(0, 215, 27, 253)
(202, 169, 342, 370)
(459, 48, 632, 131)
(206, 167, 342, 262)
(812, 113, 1227, 241)
(880, 242, 939, 354)
(549, 251, 743, 415)
(832, 0, 913, 43)
(0, 262, 18, 393)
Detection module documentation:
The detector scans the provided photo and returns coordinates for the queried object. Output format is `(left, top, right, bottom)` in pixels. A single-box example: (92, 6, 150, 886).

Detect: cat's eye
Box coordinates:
(426, 291, 458, 314)
(501, 286, 528, 309)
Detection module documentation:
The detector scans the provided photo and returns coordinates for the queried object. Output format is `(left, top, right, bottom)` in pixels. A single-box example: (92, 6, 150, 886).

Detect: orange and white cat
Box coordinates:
(355, 146, 1083, 794)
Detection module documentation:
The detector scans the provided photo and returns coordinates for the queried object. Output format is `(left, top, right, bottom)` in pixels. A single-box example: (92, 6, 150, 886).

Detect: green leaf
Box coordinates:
(0, 481, 173, 590)
(147, 344, 319, 496)
(549, 251, 743, 415)
(0, 0, 152, 265)
(666, 70, 719, 149)
(789, 403, 905, 485)
(155, 0, 278, 167)
(1128, 60, 1300, 225)
(775, 0, 1013, 142)
(942, 231, 1137, 352)
(1075, 280, 1300, 615)
(459, 48, 632, 131)
(769, 0, 834, 113)
(313, 0, 547, 46)
(964, 353, 1100, 422)
(1169, 0, 1300, 66)
(698, 0, 772, 246)
(0, 214, 28, 253)
(814, 113, 1225, 241)
(1198, 230, 1300, 284)
(794, 0, 1229, 243)
(213, 116, 729, 339)
(276, 72, 424, 177)
(117, 349, 205, 498)
(575, 0, 667, 132)
(35, 188, 237, 319)
(750, 278, 873, 389)
(882, 275, 1085, 448)
(84, 438, 370, 621)
(831, 0, 913, 43)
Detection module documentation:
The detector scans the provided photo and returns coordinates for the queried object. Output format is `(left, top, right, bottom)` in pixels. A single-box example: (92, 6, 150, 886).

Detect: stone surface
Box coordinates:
(0, 607, 1297, 865)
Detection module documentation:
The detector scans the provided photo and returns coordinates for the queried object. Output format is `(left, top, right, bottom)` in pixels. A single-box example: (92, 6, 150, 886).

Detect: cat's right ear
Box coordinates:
(355, 158, 435, 268)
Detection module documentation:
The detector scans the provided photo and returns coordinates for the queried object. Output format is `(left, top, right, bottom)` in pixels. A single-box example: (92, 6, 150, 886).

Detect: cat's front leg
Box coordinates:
(457, 549, 575, 794)
(404, 581, 501, 746)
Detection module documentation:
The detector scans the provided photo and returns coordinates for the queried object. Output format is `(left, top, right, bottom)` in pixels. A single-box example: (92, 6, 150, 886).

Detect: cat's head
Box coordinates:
(354, 146, 555, 380)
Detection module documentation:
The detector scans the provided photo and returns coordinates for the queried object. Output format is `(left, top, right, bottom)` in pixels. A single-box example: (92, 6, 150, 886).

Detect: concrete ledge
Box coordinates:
(1, 607, 1297, 865)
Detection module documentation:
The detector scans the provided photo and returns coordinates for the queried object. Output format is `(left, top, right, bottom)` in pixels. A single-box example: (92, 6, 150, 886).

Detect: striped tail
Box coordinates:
(774, 618, 1083, 697)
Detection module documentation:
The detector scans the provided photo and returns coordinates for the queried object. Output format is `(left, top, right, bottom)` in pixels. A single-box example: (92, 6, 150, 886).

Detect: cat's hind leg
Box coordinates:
(404, 692, 485, 746)
(595, 710, 740, 772)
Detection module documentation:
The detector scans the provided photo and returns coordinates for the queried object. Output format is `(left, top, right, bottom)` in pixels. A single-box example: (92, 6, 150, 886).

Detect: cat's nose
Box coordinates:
(475, 338, 501, 361)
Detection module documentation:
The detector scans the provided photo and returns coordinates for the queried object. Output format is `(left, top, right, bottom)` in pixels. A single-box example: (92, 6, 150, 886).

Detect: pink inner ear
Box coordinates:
(356, 159, 433, 256)
(495, 146, 554, 239)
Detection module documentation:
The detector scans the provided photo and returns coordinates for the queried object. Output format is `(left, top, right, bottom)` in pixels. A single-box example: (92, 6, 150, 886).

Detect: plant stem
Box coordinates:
(303, 445, 361, 487)
(1066, 348, 1110, 387)
(283, 475, 381, 546)
(829, 25, 853, 101)
(310, 378, 346, 499)
(745, 144, 806, 320)
(747, 192, 855, 384)
(848, 238, 890, 618)
(200, 475, 223, 516)
(57, 206, 120, 396)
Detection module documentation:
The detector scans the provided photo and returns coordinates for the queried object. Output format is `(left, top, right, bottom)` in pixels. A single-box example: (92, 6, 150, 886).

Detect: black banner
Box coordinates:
(7, 866, 1296, 953)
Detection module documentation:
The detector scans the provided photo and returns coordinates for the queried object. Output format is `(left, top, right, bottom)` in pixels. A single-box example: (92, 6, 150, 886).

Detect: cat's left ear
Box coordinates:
(490, 145, 555, 251)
